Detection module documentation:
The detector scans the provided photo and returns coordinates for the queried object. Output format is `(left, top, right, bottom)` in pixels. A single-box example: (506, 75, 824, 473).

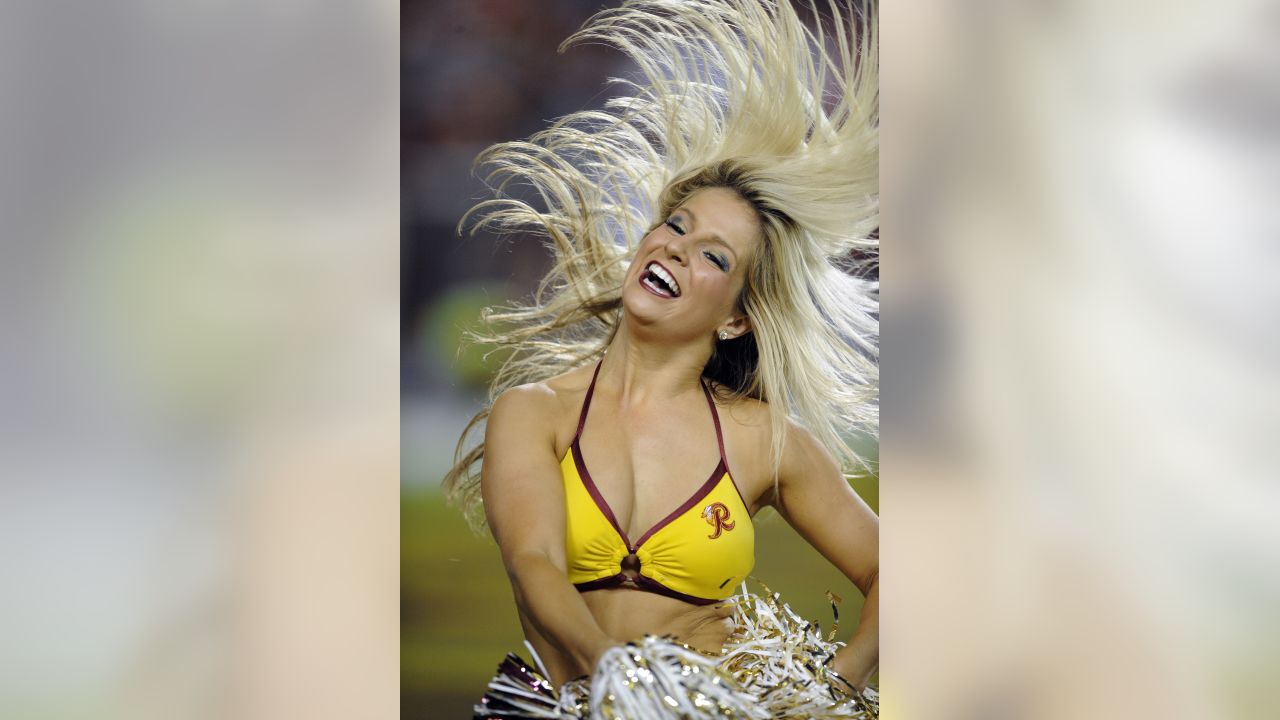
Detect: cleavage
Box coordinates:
(579, 410, 719, 541)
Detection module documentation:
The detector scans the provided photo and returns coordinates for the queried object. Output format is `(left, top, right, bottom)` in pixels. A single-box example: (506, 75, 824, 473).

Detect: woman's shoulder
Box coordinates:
(706, 384, 769, 429)
(708, 389, 821, 443)
(705, 386, 773, 465)
(706, 389, 833, 465)
(491, 364, 598, 424)
(488, 367, 598, 459)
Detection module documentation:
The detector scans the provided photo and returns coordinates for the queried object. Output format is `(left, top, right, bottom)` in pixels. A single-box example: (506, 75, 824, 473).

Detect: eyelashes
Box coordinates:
(664, 217, 730, 271)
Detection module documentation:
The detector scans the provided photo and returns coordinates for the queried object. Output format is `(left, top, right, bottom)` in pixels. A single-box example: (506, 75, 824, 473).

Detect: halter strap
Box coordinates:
(575, 358, 727, 469)
(574, 360, 604, 439)
(699, 380, 729, 468)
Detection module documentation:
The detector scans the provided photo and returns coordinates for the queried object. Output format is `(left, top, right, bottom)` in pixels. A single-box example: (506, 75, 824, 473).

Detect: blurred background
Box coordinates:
(2, 0, 1276, 718)
(882, 0, 1280, 717)
(0, 1, 398, 719)
(401, 1, 877, 716)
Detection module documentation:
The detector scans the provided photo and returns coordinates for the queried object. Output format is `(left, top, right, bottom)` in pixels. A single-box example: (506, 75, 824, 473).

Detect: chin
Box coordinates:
(620, 286, 658, 323)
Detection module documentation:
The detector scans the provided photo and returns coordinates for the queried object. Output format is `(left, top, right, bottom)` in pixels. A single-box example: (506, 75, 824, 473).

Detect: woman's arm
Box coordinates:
(481, 385, 619, 677)
(770, 421, 879, 688)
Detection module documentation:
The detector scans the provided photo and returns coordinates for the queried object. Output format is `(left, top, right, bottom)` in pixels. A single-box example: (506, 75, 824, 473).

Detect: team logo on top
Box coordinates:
(702, 502, 735, 539)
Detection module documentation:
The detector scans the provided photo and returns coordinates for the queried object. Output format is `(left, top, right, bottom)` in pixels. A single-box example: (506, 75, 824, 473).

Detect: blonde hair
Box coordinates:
(444, 0, 878, 531)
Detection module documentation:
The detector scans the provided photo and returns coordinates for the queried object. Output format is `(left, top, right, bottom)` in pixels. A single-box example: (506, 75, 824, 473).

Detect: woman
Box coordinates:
(444, 1, 878, 716)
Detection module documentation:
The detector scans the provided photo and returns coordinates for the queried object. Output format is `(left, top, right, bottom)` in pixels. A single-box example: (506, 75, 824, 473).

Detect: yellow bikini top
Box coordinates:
(561, 361, 755, 604)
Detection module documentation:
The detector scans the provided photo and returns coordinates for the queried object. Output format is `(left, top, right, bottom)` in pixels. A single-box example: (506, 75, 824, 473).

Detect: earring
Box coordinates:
(718, 330, 730, 341)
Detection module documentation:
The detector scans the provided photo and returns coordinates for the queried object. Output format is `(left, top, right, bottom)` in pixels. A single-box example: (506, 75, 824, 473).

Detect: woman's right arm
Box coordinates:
(481, 385, 619, 677)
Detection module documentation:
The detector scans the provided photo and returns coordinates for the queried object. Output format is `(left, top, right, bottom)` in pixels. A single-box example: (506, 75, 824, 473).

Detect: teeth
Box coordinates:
(647, 262, 680, 296)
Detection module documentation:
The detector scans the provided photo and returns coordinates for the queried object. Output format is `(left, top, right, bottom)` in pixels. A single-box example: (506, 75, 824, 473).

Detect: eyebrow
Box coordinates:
(675, 206, 739, 261)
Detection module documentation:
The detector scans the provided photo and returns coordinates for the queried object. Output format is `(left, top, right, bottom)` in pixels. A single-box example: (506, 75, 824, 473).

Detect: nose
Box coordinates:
(665, 233, 689, 266)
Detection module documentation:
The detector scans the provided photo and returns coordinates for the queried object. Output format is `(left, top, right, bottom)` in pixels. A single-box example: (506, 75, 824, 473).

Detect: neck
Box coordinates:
(599, 318, 712, 406)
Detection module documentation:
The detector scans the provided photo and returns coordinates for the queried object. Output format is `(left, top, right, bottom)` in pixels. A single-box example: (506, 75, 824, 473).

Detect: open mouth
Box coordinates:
(640, 261, 681, 298)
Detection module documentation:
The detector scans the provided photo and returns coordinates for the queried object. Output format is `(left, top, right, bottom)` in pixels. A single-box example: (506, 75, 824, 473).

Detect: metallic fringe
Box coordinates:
(474, 586, 878, 719)
(718, 584, 879, 718)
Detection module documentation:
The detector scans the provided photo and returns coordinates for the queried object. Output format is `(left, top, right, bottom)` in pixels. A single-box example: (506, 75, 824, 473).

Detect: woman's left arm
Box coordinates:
(770, 421, 879, 689)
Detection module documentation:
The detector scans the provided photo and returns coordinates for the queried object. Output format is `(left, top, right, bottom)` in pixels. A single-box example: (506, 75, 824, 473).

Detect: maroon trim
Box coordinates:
(568, 365, 741, 608)
(700, 380, 728, 463)
(574, 360, 604, 440)
(572, 365, 742, 552)
(701, 380, 752, 513)
(574, 574, 719, 606)
(572, 438, 632, 548)
(634, 574, 720, 605)
(633, 459, 726, 548)
(725, 463, 751, 516)
(573, 575, 628, 593)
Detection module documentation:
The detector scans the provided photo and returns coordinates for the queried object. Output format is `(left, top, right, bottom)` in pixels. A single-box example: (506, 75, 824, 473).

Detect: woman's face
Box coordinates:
(622, 186, 761, 342)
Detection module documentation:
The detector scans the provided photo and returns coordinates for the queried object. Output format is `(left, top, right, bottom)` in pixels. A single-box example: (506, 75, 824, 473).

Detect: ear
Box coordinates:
(719, 313, 752, 340)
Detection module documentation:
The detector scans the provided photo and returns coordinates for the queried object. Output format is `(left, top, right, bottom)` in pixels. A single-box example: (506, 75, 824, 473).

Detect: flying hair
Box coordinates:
(444, 0, 878, 532)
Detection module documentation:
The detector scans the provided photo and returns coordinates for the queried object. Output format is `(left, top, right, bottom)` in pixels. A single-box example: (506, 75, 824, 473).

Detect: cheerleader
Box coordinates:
(443, 2, 879, 716)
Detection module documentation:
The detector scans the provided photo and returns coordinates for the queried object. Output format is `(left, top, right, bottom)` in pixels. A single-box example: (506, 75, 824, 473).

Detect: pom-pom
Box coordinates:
(475, 587, 879, 718)
(719, 585, 878, 717)
(589, 636, 768, 719)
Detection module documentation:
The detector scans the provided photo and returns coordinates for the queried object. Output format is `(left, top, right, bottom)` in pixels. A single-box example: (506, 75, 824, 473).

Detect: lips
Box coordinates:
(640, 261, 681, 298)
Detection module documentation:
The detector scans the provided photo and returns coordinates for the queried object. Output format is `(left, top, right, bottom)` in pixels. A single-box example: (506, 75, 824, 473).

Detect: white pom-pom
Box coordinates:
(588, 636, 768, 719)
(719, 589, 878, 717)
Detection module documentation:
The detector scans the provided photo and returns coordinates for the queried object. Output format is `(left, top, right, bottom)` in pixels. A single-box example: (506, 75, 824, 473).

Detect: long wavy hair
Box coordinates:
(444, 0, 878, 531)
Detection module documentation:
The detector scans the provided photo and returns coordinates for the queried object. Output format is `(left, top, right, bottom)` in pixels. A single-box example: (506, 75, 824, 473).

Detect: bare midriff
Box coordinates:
(519, 588, 734, 687)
